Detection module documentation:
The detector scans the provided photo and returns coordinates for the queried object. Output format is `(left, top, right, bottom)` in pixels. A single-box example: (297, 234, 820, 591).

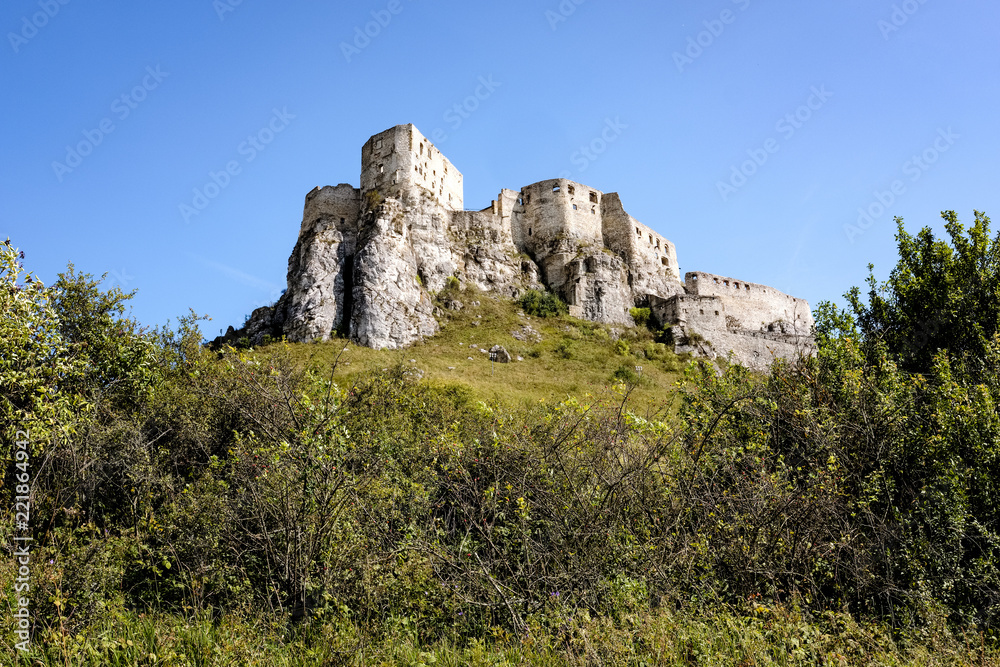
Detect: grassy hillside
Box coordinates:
(285, 289, 688, 408)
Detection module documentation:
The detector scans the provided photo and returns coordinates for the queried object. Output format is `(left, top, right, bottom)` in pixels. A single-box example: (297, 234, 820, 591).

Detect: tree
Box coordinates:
(847, 211, 1000, 376)
(0, 241, 85, 449)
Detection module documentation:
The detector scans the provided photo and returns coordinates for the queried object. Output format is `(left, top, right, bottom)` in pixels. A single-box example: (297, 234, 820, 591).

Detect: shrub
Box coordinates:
(643, 342, 671, 362)
(629, 307, 651, 328)
(555, 339, 575, 359)
(614, 340, 631, 356)
(364, 189, 383, 211)
(611, 364, 639, 385)
(519, 289, 567, 318)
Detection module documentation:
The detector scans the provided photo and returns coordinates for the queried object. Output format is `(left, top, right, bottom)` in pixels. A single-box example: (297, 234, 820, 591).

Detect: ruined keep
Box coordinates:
(219, 124, 815, 370)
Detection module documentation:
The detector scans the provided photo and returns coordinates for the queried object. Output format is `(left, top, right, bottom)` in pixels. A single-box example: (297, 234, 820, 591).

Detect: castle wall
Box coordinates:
(302, 183, 361, 234)
(601, 193, 681, 303)
(684, 272, 814, 335)
(496, 188, 523, 249)
(516, 179, 604, 255)
(361, 124, 463, 210)
(650, 294, 726, 332)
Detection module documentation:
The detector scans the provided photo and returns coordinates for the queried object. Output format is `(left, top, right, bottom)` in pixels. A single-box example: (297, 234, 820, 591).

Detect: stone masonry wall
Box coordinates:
(601, 193, 682, 304)
(361, 124, 463, 211)
(684, 271, 814, 334)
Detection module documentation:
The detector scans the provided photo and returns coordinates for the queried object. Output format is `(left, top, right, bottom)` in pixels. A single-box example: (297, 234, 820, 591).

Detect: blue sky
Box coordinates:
(3, 0, 998, 336)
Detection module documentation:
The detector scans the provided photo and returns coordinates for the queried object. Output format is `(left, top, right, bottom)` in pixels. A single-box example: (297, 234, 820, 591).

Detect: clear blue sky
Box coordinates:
(3, 0, 998, 336)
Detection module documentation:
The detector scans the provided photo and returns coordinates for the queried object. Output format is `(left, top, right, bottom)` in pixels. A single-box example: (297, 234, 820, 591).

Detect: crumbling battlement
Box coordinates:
(216, 124, 815, 370)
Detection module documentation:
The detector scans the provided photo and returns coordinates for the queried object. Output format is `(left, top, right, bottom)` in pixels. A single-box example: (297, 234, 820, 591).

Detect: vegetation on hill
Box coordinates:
(4, 212, 1000, 665)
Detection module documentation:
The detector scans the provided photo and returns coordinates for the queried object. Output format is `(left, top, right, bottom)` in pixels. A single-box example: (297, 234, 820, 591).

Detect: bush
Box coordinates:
(518, 289, 567, 318)
(629, 307, 651, 328)
(643, 342, 671, 362)
(614, 340, 631, 356)
(611, 364, 640, 385)
(554, 338, 575, 359)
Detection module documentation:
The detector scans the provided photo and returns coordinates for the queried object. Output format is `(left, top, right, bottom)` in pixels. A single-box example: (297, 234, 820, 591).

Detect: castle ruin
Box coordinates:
(219, 124, 815, 370)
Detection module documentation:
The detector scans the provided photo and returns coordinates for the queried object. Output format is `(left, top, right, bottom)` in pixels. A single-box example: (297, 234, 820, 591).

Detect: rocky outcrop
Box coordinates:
(350, 198, 438, 349)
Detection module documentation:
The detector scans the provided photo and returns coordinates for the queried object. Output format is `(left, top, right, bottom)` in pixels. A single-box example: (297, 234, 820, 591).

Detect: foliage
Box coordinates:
(9, 214, 1000, 662)
(0, 241, 87, 448)
(629, 307, 651, 328)
(611, 364, 640, 385)
(847, 211, 1000, 375)
(363, 189, 383, 211)
(518, 289, 567, 318)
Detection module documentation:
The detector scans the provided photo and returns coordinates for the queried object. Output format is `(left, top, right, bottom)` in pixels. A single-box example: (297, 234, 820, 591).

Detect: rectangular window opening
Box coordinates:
(553, 185, 561, 193)
(568, 185, 575, 194)
(572, 204, 578, 210)
(589, 192, 598, 203)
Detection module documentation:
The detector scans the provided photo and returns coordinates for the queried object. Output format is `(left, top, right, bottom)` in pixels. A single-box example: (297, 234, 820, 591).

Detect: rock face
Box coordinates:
(216, 124, 815, 371)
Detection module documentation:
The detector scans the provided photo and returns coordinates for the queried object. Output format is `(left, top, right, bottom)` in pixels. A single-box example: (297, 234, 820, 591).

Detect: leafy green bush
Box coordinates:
(629, 307, 651, 328)
(611, 364, 639, 385)
(554, 338, 575, 359)
(642, 342, 675, 363)
(518, 289, 567, 318)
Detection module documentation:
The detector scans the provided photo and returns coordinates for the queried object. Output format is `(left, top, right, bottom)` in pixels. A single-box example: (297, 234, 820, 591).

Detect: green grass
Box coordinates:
(279, 291, 689, 409)
(8, 605, 998, 666)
